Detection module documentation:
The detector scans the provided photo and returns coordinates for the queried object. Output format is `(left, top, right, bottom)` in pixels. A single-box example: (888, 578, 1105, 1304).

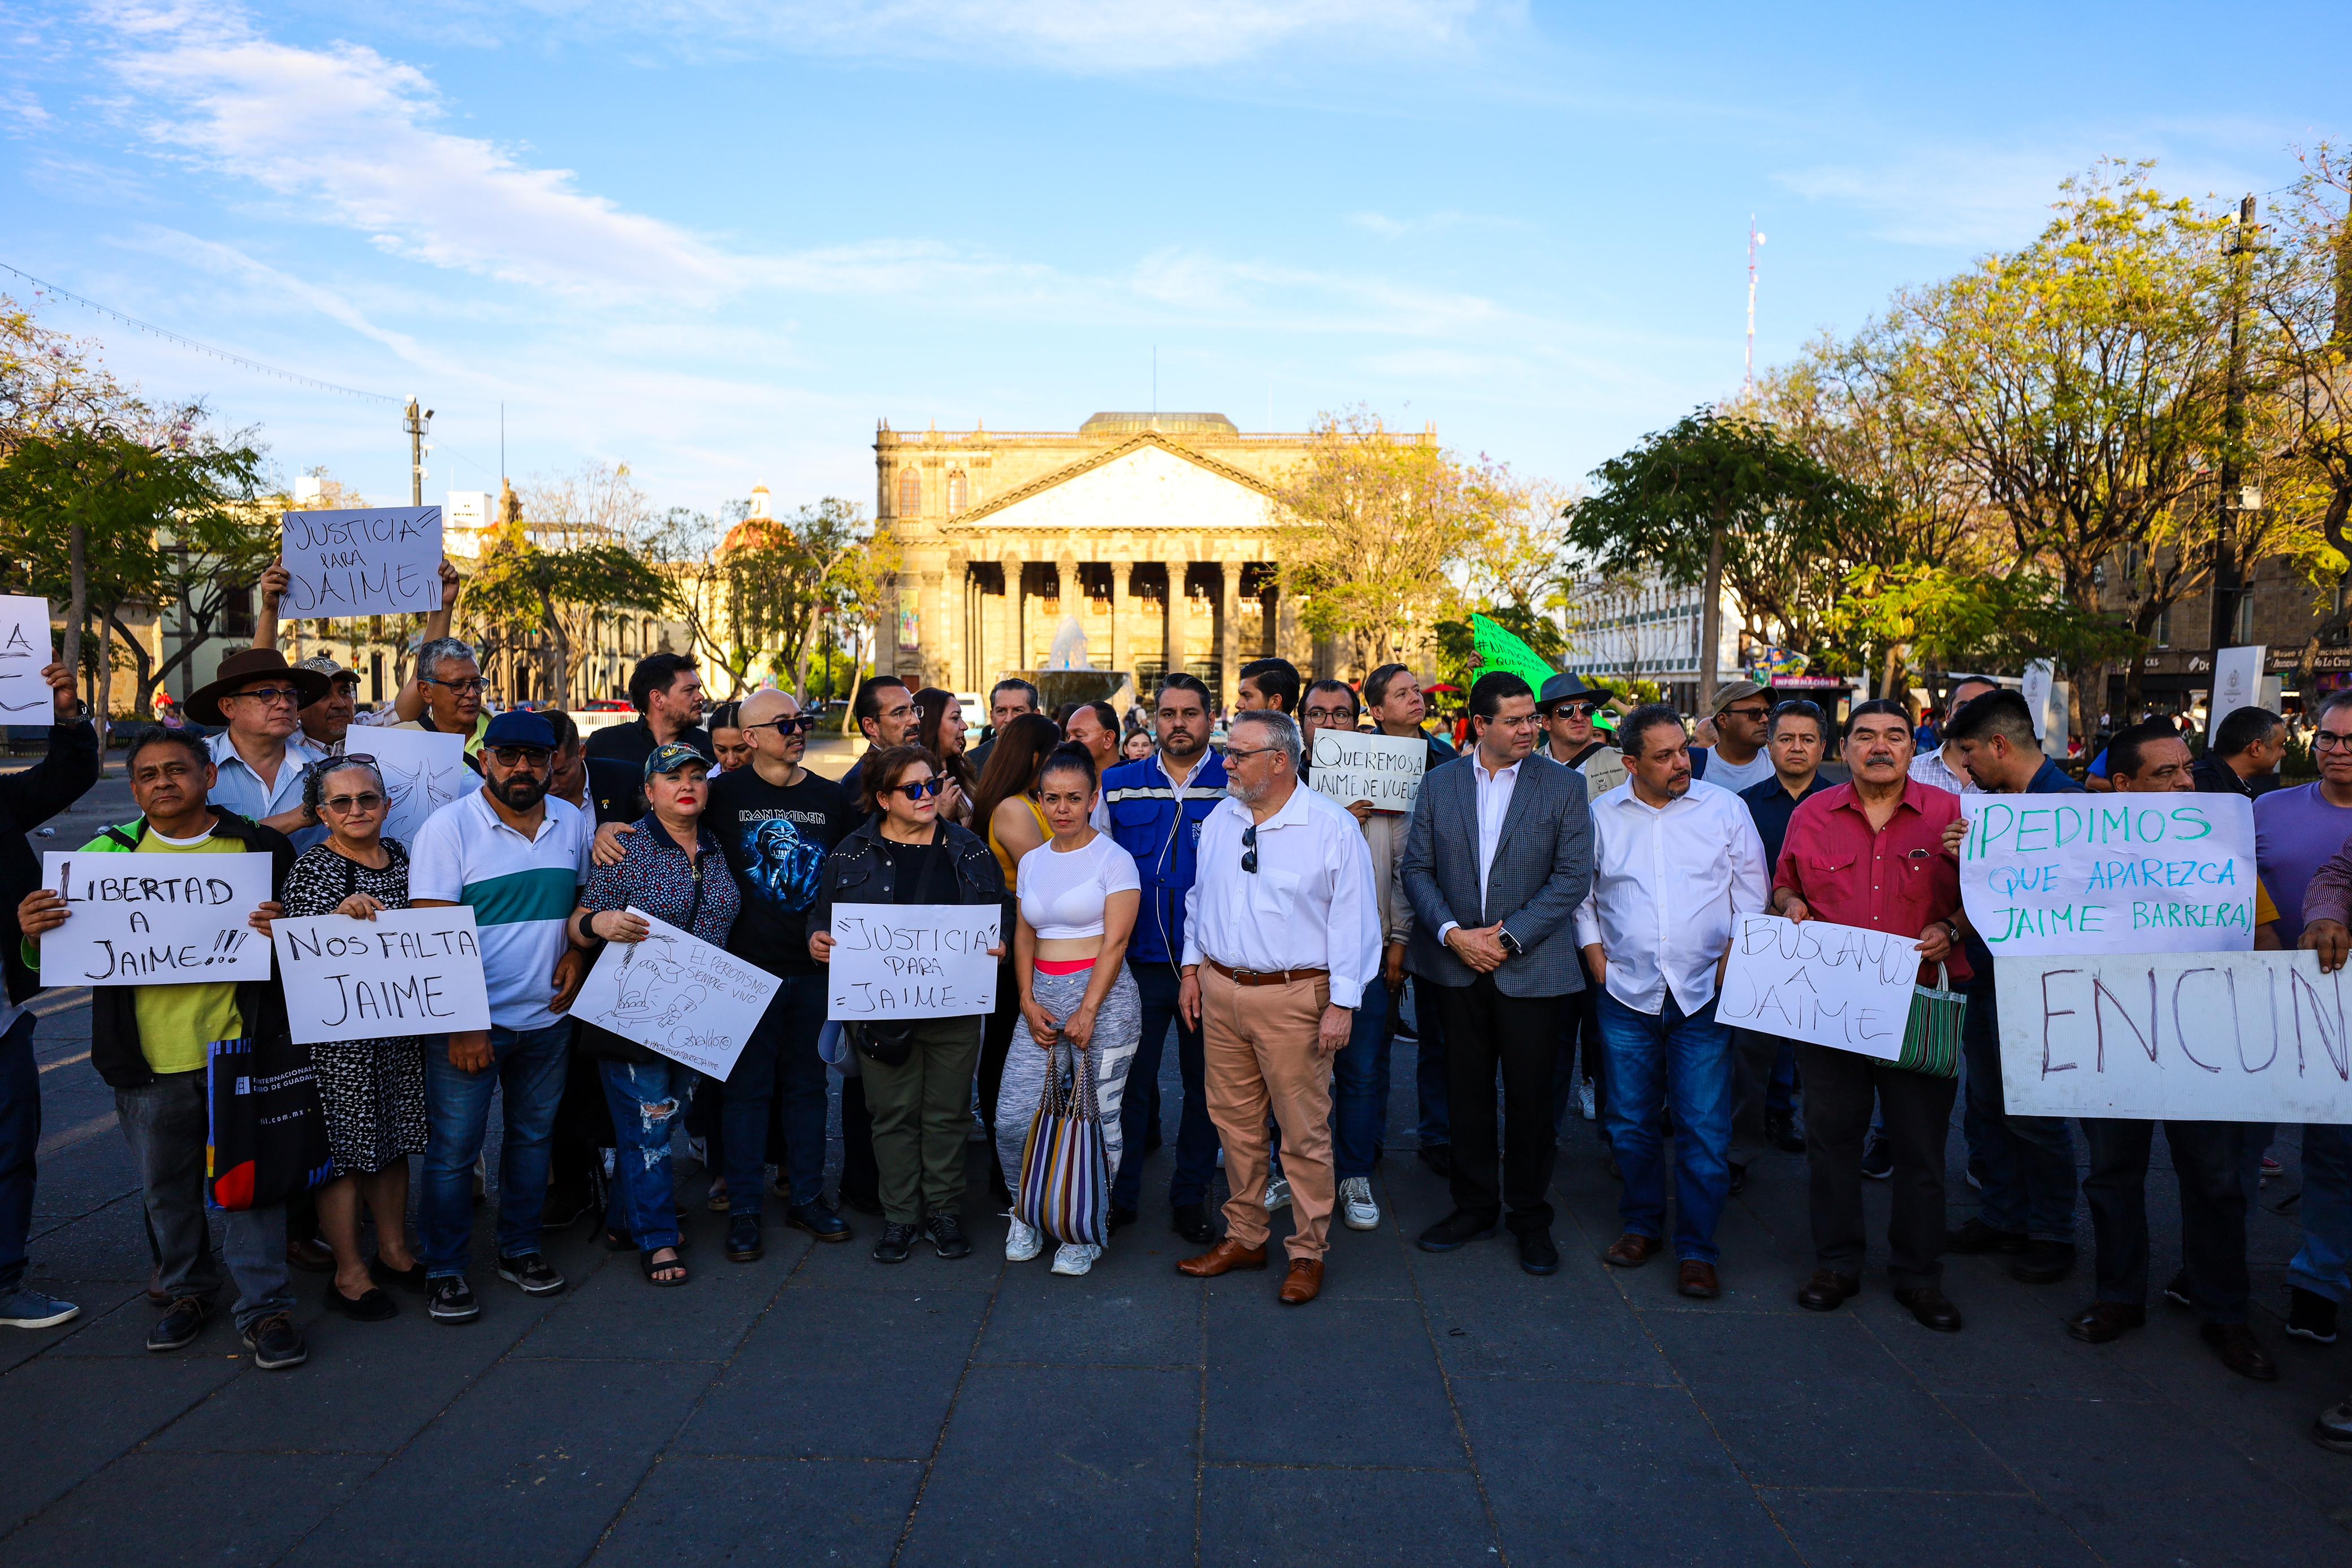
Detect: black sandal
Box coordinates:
(639, 1247, 689, 1288)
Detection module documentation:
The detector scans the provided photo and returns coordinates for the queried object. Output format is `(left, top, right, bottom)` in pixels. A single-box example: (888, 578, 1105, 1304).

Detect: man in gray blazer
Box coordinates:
(1400, 671, 1594, 1274)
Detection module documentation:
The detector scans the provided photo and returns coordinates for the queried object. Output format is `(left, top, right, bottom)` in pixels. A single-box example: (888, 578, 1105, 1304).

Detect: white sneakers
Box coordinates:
(1005, 1216, 1044, 1262)
(1263, 1176, 1293, 1213)
(1050, 1242, 1101, 1276)
(1577, 1077, 1597, 1122)
(1340, 1176, 1381, 1231)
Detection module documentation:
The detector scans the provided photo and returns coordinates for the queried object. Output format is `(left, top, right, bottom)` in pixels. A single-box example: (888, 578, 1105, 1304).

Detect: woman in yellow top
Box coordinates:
(969, 712, 1067, 1195)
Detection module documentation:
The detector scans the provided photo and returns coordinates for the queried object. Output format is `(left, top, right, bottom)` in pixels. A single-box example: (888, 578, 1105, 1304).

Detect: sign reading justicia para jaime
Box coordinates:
(279, 505, 443, 618)
(1957, 794, 2258, 957)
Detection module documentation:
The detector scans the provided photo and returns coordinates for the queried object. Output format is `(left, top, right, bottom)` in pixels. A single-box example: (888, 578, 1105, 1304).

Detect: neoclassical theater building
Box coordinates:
(874, 412, 1426, 709)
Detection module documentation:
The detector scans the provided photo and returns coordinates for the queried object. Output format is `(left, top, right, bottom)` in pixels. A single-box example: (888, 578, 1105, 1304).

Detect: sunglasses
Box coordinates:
(746, 716, 818, 735)
(1550, 702, 1597, 718)
(322, 791, 385, 814)
(1720, 705, 1772, 722)
(888, 777, 945, 800)
(489, 745, 552, 768)
(426, 676, 490, 694)
(1241, 822, 1258, 875)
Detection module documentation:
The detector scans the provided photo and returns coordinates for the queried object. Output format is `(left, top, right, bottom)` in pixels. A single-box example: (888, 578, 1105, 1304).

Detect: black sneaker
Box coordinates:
(241, 1312, 308, 1371)
(146, 1296, 209, 1352)
(2288, 1286, 2341, 1345)
(1859, 1134, 1892, 1180)
(785, 1202, 851, 1244)
(426, 1275, 479, 1324)
(2161, 1270, 2194, 1310)
(926, 1213, 972, 1259)
(872, 1222, 918, 1264)
(1765, 1111, 1806, 1154)
(496, 1253, 566, 1297)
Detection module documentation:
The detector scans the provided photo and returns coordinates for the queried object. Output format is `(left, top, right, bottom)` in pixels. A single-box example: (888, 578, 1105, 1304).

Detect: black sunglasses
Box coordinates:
(488, 745, 552, 768)
(1241, 822, 1257, 875)
(888, 777, 945, 800)
(747, 715, 819, 735)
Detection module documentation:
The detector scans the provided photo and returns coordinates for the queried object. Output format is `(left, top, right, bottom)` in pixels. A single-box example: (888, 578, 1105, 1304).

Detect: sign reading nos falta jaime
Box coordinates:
(1957, 794, 2258, 958)
(270, 908, 492, 1045)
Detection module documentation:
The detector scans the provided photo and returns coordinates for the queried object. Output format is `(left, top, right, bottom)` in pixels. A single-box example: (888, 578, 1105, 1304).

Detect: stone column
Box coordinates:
(1164, 558, 1188, 680)
(1109, 556, 1130, 677)
(1217, 558, 1242, 711)
(999, 549, 1023, 680)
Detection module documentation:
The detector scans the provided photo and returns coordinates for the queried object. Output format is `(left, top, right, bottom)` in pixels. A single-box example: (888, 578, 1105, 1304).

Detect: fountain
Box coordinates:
(1032, 616, 1134, 713)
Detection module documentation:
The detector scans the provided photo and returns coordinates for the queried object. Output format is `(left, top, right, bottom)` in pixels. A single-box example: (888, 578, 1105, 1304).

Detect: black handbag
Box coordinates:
(852, 1020, 917, 1067)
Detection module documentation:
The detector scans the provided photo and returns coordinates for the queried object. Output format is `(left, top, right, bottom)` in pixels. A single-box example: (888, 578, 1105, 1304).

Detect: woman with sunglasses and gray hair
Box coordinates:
(277, 756, 430, 1320)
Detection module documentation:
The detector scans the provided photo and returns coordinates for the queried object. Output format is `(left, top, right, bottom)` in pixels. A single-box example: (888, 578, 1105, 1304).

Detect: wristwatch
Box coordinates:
(1498, 928, 1524, 958)
(1938, 919, 1961, 944)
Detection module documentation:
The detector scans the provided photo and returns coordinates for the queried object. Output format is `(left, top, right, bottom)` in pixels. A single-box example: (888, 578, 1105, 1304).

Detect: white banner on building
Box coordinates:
(279, 506, 443, 618)
(570, 908, 780, 1080)
(1717, 913, 1920, 1061)
(271, 907, 491, 1045)
(1957, 794, 2258, 957)
(38, 850, 276, 985)
(1308, 729, 1427, 814)
(1995, 950, 2352, 1122)
(827, 903, 1001, 1021)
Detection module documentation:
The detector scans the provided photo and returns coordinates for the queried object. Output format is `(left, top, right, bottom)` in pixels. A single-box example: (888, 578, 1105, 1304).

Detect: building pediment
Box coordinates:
(952, 432, 1282, 531)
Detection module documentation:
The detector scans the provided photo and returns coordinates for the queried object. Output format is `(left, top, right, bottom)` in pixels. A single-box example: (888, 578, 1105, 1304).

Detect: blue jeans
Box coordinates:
(1408, 976, 1450, 1147)
(721, 974, 829, 1213)
(1113, 961, 1221, 1211)
(1594, 989, 1735, 1263)
(2289, 1122, 2352, 1303)
(1961, 978, 2078, 1242)
(1333, 977, 1392, 1180)
(0, 1013, 37, 1294)
(600, 1058, 690, 1250)
(421, 1023, 572, 1277)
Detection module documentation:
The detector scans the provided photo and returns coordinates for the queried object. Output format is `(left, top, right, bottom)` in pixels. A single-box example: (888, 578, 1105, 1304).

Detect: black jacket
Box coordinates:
(808, 816, 1003, 945)
(583, 716, 716, 825)
(85, 811, 297, 1089)
(1, 720, 102, 1007)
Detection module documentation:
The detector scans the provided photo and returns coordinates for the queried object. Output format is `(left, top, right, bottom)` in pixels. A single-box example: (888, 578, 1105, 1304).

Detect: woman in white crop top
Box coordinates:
(997, 743, 1144, 1278)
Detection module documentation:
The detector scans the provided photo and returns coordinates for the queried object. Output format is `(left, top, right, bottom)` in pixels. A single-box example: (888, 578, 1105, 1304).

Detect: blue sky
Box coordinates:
(4, 2, 2345, 517)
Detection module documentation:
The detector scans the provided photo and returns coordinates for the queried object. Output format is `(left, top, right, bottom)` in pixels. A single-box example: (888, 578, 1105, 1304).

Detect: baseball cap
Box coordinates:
(482, 710, 557, 751)
(1711, 679, 1769, 714)
(643, 741, 709, 781)
(296, 655, 360, 687)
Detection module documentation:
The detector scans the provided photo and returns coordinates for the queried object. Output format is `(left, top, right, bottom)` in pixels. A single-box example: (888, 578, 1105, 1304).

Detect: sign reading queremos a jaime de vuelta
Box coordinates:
(1308, 730, 1427, 813)
(1996, 950, 2352, 1123)
(1957, 794, 2258, 956)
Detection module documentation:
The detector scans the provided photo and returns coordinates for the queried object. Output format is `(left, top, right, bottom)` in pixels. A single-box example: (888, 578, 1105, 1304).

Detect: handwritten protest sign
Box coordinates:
(1996, 950, 2352, 1122)
(279, 506, 442, 618)
(0, 596, 53, 721)
(1309, 730, 1427, 813)
(571, 908, 779, 1078)
(363, 726, 473, 848)
(38, 850, 275, 985)
(1957, 794, 2257, 958)
(271, 907, 491, 1045)
(827, 903, 1001, 1021)
(1717, 913, 1921, 1060)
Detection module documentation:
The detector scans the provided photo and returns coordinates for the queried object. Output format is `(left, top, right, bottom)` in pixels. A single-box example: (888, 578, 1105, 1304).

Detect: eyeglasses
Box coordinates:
(322, 791, 385, 814)
(1301, 707, 1358, 725)
(1720, 705, 1772, 722)
(746, 716, 818, 735)
(888, 777, 945, 799)
(488, 745, 552, 768)
(1223, 745, 1277, 764)
(426, 676, 490, 694)
(1241, 822, 1258, 874)
(231, 687, 304, 707)
(2315, 731, 2352, 752)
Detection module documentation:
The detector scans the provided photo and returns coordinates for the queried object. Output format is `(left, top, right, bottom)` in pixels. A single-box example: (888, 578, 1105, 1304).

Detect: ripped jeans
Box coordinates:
(600, 1059, 692, 1251)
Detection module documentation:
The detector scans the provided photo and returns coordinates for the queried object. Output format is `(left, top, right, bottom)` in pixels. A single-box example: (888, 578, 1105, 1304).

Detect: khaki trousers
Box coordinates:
(1201, 965, 1335, 1261)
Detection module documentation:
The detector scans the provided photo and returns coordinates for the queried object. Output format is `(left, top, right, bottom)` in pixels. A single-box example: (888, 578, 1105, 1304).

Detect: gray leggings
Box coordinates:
(996, 963, 1142, 1197)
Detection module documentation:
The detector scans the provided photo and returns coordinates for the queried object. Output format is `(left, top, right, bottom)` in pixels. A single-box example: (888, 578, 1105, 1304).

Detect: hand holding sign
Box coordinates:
(572, 907, 780, 1079)
(0, 596, 68, 722)
(279, 506, 443, 619)
(1717, 913, 1922, 1060)
(272, 907, 492, 1045)
(1956, 794, 2258, 956)
(826, 904, 1001, 1020)
(1308, 730, 1426, 814)
(35, 850, 276, 985)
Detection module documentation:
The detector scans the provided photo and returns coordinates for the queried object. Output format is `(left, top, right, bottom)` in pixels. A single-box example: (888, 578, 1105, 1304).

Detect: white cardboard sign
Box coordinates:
(1716, 913, 1921, 1060)
(38, 849, 275, 985)
(279, 506, 443, 618)
(271, 907, 491, 1044)
(0, 595, 54, 721)
(1308, 729, 1427, 813)
(1957, 794, 2258, 958)
(1995, 950, 2352, 1122)
(2209, 645, 2265, 742)
(826, 903, 1001, 1021)
(571, 907, 779, 1078)
(361, 725, 473, 848)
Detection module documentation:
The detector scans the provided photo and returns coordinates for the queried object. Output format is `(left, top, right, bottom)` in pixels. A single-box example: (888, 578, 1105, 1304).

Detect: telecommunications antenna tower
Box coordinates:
(1745, 217, 1766, 393)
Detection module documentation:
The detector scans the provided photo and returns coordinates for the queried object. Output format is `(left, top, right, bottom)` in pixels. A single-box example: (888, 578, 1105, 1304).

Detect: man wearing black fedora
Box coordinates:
(187, 648, 332, 851)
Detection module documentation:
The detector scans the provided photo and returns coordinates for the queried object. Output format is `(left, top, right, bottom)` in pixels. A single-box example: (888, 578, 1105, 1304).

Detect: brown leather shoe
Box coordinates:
(2200, 1321, 2278, 1381)
(2065, 1301, 2146, 1344)
(1602, 1233, 1661, 1268)
(1796, 1270, 1860, 1312)
(1277, 1258, 1324, 1305)
(1175, 1238, 1268, 1277)
(1677, 1260, 1721, 1299)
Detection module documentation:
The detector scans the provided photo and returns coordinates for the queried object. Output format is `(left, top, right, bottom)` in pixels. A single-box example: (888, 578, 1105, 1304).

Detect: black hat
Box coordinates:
(1537, 672, 1607, 711)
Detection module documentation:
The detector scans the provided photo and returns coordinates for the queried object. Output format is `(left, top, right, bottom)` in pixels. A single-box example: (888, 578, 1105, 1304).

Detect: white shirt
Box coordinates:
(409, 790, 593, 1033)
(206, 729, 327, 850)
(1182, 781, 1382, 1009)
(1908, 747, 1978, 797)
(1018, 831, 1140, 941)
(1437, 752, 1523, 946)
(1573, 778, 1769, 1016)
(1696, 745, 1776, 794)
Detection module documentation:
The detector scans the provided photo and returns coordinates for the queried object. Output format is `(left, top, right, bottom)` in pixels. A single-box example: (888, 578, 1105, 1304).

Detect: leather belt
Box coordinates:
(1205, 958, 1329, 987)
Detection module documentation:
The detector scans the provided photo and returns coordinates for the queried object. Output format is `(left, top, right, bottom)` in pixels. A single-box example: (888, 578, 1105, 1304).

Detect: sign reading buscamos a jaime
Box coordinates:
(1957, 794, 2258, 956)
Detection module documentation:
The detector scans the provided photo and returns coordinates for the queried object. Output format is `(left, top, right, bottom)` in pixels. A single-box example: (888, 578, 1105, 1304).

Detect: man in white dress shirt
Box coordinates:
(1909, 676, 1996, 796)
(1575, 703, 1769, 1299)
(1174, 710, 1382, 1306)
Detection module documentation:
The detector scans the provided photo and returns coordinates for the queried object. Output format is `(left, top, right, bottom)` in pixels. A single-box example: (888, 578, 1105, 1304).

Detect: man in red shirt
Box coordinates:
(1770, 700, 1970, 1332)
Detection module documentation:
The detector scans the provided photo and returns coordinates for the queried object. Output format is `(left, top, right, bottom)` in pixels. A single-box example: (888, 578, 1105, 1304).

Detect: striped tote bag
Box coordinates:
(1017, 1041, 1111, 1247)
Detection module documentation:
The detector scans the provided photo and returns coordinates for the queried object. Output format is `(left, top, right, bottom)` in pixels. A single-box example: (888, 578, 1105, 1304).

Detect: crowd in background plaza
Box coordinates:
(1, 555, 2349, 1456)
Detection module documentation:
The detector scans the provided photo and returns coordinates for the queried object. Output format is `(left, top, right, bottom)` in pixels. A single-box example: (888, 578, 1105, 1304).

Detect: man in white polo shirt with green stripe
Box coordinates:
(409, 711, 593, 1324)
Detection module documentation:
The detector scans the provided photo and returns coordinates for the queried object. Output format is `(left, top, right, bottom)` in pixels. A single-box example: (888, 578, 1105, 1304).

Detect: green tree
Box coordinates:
(466, 516, 671, 711)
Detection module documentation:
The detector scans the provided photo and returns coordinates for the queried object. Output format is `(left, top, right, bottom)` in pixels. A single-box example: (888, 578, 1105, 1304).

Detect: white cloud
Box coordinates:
(97, 5, 736, 300)
(1346, 208, 1525, 239)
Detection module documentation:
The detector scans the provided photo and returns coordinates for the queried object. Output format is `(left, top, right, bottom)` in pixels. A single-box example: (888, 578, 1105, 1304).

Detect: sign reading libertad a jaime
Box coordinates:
(1957, 794, 2258, 956)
